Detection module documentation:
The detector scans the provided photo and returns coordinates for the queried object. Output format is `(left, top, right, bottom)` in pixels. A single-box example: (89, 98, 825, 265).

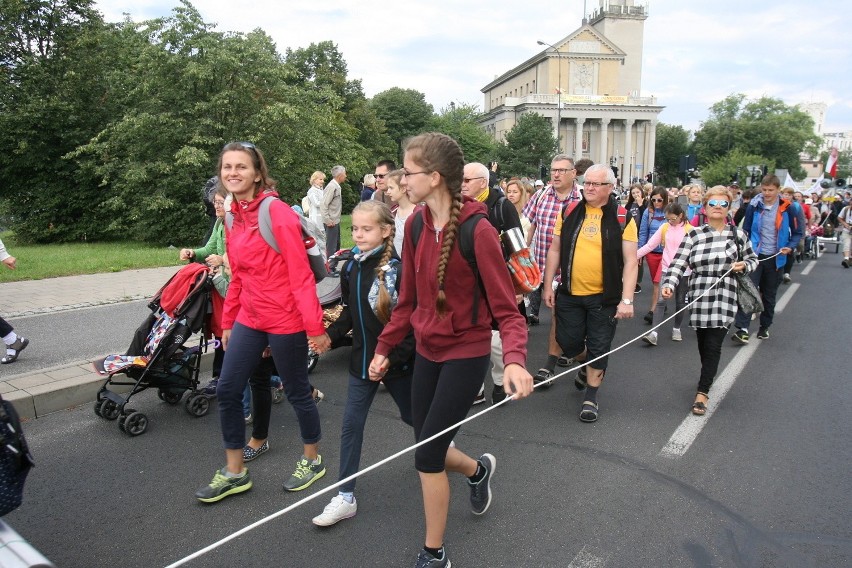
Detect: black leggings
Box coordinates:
(696, 327, 728, 395)
(0, 317, 12, 338)
(411, 353, 490, 473)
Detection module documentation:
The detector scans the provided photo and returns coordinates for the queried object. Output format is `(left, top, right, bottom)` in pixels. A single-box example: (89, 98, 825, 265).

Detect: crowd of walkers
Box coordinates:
(172, 138, 844, 568)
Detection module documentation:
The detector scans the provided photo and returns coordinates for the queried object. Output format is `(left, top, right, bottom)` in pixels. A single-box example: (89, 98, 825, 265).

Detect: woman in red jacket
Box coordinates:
(195, 142, 331, 503)
(369, 133, 533, 568)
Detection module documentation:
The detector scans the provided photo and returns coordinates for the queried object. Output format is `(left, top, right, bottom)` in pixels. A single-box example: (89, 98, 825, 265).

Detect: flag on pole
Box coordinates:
(783, 172, 798, 190)
(808, 175, 824, 195)
(825, 147, 839, 178)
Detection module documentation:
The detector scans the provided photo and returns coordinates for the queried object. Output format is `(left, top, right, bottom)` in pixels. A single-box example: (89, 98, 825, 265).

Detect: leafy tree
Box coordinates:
(0, 0, 118, 242)
(496, 112, 558, 178)
(284, 41, 394, 165)
(370, 87, 433, 161)
(429, 103, 498, 165)
(697, 148, 772, 189)
(653, 123, 691, 187)
(693, 94, 818, 178)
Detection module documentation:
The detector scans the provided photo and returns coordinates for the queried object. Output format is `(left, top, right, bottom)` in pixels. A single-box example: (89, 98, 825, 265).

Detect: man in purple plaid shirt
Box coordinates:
(522, 154, 583, 385)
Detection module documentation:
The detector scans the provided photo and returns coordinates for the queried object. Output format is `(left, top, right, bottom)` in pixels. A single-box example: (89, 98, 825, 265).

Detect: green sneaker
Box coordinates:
(195, 467, 252, 503)
(283, 455, 326, 492)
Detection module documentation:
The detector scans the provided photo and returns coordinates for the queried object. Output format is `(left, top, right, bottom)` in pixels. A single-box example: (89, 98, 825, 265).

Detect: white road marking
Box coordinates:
(800, 260, 816, 276)
(659, 283, 798, 458)
(567, 546, 611, 568)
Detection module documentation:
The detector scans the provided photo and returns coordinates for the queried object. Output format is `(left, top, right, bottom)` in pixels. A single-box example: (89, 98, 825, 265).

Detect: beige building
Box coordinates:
(479, 0, 663, 181)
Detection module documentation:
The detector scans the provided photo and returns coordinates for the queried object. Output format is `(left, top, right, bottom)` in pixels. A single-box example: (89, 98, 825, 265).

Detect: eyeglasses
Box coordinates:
(462, 176, 485, 184)
(402, 170, 429, 178)
(213, 200, 226, 207)
(583, 181, 612, 188)
(650, 197, 664, 202)
(550, 168, 574, 175)
(707, 199, 730, 208)
(666, 217, 681, 224)
(374, 173, 387, 179)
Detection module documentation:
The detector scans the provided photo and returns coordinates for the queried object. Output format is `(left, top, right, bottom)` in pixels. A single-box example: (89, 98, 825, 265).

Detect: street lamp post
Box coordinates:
(537, 39, 562, 151)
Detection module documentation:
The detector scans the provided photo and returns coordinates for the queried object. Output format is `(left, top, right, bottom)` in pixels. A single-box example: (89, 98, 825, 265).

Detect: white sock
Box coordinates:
(2, 331, 16, 346)
(339, 492, 355, 503)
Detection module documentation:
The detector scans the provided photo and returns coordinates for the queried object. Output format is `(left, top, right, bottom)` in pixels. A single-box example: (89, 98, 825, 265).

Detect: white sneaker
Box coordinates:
(642, 331, 658, 346)
(312, 495, 357, 526)
(672, 328, 682, 341)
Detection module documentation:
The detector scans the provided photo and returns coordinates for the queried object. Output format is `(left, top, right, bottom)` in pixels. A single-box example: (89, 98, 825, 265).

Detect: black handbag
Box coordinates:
(731, 227, 763, 315)
(0, 395, 34, 516)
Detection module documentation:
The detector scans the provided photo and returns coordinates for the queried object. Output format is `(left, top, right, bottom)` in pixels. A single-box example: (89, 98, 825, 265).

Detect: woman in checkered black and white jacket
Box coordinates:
(662, 186, 758, 417)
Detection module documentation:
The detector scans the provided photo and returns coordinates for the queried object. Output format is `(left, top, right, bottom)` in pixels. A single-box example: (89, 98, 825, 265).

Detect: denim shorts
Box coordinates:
(554, 292, 617, 370)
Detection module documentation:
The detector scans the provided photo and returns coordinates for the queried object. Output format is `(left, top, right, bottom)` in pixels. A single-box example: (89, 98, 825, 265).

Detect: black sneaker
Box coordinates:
(732, 329, 749, 344)
(468, 453, 496, 515)
(491, 384, 507, 405)
(643, 311, 653, 324)
(414, 548, 450, 568)
(472, 385, 486, 406)
(528, 314, 540, 326)
(195, 467, 252, 503)
(243, 440, 269, 462)
(635, 284, 642, 293)
(533, 368, 554, 390)
(756, 327, 769, 340)
(842, 259, 849, 269)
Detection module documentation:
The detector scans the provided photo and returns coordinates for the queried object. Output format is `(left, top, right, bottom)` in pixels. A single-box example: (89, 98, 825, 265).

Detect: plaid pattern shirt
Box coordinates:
(523, 184, 582, 270)
(663, 225, 758, 329)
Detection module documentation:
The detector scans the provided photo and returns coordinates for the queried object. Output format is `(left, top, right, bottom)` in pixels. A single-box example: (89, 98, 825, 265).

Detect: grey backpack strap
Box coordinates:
(258, 196, 280, 254)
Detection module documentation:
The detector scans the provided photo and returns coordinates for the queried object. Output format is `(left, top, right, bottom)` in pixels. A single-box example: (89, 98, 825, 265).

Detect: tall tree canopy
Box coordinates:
(692, 94, 819, 179)
(496, 113, 559, 178)
(369, 87, 434, 161)
(429, 103, 498, 166)
(653, 123, 692, 187)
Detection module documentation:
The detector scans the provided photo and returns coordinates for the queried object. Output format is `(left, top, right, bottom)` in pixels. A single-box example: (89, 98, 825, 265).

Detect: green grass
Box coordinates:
(0, 214, 354, 283)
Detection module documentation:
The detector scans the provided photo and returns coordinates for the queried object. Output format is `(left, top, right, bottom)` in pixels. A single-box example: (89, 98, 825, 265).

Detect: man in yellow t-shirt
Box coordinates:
(542, 164, 638, 423)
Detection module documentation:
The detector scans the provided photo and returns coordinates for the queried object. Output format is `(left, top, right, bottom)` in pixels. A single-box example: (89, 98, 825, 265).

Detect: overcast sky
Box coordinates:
(94, 0, 852, 135)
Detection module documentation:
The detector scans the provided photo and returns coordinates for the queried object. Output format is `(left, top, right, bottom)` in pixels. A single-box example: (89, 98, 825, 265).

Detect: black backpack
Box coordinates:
(0, 395, 34, 516)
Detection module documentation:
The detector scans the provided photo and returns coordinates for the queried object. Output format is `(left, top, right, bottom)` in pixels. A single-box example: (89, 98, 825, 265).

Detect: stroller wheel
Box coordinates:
(158, 389, 183, 405)
(307, 349, 319, 374)
(120, 411, 148, 436)
(184, 394, 210, 418)
(98, 399, 120, 421)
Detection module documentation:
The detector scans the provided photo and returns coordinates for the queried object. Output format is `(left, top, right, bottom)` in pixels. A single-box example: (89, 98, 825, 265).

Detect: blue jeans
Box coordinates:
(217, 322, 320, 450)
(339, 373, 412, 492)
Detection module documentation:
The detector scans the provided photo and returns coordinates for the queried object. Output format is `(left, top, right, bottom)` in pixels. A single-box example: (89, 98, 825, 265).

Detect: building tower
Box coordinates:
(589, 1, 648, 96)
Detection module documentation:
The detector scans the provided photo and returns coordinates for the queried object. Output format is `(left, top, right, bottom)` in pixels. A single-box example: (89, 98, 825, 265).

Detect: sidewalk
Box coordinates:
(0, 266, 216, 419)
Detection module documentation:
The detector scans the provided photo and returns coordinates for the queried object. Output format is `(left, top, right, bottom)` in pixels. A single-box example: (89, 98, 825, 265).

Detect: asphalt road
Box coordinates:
(3, 257, 851, 567)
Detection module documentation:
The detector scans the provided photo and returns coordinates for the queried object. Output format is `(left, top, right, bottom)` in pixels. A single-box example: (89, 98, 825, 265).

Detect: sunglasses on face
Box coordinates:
(651, 197, 663, 203)
(374, 173, 387, 179)
(707, 199, 730, 208)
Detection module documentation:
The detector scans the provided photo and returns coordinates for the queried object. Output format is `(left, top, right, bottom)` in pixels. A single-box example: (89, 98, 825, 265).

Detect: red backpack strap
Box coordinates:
(617, 205, 628, 231)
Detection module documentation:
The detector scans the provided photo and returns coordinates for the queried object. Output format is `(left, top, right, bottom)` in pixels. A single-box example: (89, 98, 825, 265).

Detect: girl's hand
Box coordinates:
(731, 261, 747, 273)
(179, 248, 194, 261)
(309, 333, 331, 354)
(2, 256, 16, 270)
(503, 363, 533, 399)
(368, 354, 389, 382)
(221, 329, 231, 351)
(205, 254, 223, 267)
(661, 287, 673, 299)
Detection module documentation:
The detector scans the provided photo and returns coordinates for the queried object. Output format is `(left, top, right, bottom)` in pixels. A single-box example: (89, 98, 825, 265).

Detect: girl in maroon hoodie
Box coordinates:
(369, 133, 533, 568)
(195, 142, 331, 504)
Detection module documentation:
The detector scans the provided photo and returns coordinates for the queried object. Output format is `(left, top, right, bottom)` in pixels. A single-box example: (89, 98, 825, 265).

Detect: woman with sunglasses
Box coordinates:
(195, 142, 331, 503)
(661, 186, 757, 416)
(638, 187, 669, 323)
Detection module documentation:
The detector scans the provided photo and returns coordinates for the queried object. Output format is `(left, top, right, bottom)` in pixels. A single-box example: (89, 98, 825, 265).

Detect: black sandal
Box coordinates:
(1, 336, 29, 364)
(691, 393, 709, 416)
(579, 400, 599, 422)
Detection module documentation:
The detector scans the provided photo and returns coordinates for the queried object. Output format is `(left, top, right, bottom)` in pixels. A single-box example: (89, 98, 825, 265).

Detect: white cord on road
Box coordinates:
(165, 252, 781, 567)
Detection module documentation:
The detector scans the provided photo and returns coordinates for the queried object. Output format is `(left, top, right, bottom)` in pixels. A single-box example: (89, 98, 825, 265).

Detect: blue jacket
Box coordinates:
(639, 207, 666, 252)
(741, 194, 803, 269)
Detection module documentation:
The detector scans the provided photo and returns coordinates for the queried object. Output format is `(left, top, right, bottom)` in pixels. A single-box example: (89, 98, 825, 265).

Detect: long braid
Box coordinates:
(435, 187, 462, 316)
(375, 223, 396, 324)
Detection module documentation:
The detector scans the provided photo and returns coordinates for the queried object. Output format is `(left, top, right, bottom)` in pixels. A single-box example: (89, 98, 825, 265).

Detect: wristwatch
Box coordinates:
(621, 298, 633, 305)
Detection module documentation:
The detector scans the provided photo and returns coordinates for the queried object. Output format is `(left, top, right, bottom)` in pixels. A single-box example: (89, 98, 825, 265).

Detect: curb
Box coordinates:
(6, 351, 214, 421)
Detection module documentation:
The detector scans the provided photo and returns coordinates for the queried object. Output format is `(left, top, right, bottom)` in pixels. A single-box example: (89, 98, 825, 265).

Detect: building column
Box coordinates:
(646, 120, 657, 180)
(599, 118, 610, 164)
(575, 117, 586, 158)
(623, 119, 634, 181)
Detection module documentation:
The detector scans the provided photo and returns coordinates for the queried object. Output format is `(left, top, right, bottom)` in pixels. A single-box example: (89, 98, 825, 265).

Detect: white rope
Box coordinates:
(165, 250, 779, 568)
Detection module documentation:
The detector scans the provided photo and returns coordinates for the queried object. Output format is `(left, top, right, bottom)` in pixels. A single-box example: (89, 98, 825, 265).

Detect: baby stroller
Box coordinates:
(92, 264, 213, 436)
(307, 249, 353, 373)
